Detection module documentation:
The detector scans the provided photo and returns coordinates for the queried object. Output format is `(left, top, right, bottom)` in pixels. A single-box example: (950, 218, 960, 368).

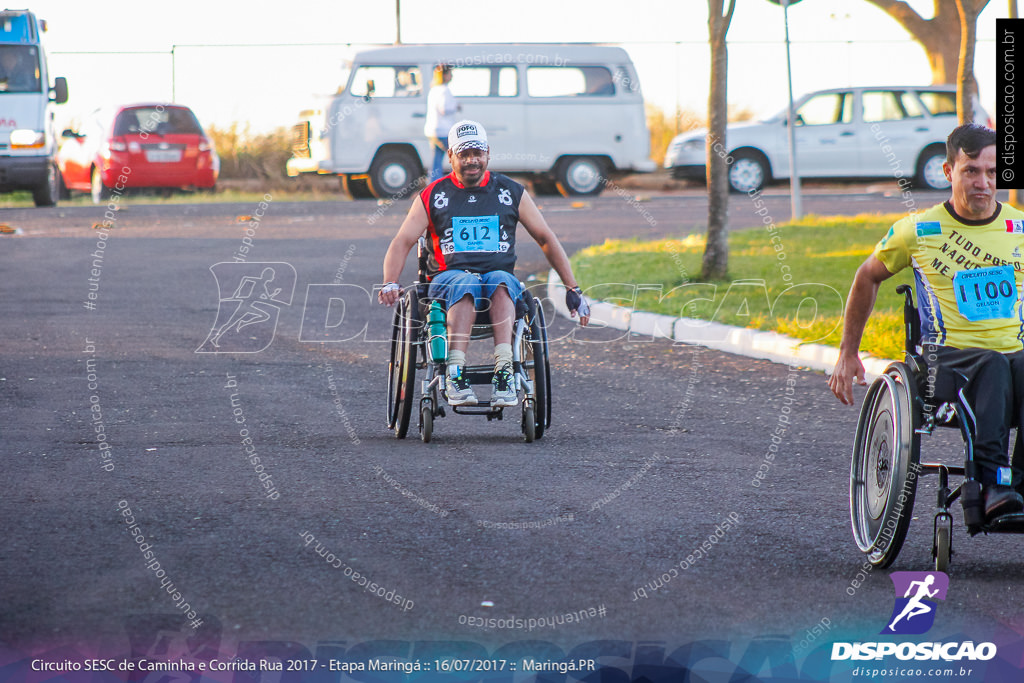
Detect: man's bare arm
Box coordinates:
(517, 191, 589, 325)
(517, 192, 577, 287)
(828, 256, 894, 405)
(379, 199, 429, 306)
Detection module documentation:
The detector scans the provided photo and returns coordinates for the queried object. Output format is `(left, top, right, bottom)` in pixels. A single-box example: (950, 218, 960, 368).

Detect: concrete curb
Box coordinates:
(547, 271, 895, 379)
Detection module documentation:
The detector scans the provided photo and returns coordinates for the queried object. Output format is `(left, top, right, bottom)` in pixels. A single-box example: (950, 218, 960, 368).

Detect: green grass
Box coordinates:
(0, 185, 344, 209)
(571, 213, 914, 360)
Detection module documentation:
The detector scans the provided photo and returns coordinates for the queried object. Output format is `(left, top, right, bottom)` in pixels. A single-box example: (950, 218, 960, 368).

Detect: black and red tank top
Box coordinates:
(420, 171, 525, 278)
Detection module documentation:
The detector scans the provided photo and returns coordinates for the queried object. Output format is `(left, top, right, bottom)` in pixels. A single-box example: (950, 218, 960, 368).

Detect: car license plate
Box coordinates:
(145, 149, 182, 163)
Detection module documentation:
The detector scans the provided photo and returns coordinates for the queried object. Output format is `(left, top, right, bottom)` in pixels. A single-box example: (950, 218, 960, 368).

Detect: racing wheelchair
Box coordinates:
(850, 284, 1024, 571)
(385, 238, 552, 443)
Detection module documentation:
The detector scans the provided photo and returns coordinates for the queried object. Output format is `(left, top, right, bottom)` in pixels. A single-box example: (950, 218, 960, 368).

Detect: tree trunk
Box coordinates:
(955, 0, 979, 123)
(701, 0, 736, 282)
(863, 0, 988, 84)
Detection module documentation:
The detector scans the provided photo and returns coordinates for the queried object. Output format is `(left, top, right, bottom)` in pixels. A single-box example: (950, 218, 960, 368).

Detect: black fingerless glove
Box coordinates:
(565, 286, 590, 318)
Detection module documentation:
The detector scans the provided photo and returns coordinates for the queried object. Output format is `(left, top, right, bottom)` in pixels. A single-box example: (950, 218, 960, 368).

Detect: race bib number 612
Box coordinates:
(451, 215, 500, 252)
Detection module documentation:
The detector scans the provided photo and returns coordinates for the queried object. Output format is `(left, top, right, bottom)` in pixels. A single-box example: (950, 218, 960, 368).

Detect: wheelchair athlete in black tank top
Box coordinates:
(380, 120, 590, 407)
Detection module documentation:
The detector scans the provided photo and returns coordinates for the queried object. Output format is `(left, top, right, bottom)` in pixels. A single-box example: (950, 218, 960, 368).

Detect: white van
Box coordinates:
(287, 43, 654, 198)
(0, 9, 67, 206)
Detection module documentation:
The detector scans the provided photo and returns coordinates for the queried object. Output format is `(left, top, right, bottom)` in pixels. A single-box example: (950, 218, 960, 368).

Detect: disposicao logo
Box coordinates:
(882, 571, 947, 635)
(831, 571, 997, 663)
(196, 262, 296, 353)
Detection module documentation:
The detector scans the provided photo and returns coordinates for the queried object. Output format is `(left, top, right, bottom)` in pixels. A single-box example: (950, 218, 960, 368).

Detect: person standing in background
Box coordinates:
(424, 64, 460, 182)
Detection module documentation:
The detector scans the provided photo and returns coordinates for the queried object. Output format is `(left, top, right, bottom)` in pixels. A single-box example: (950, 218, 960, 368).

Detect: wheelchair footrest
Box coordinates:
(960, 480, 985, 528)
(980, 512, 1024, 534)
(451, 403, 504, 419)
(460, 369, 495, 386)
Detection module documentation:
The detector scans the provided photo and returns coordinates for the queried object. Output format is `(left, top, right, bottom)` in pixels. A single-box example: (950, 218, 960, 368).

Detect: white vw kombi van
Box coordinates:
(287, 44, 654, 198)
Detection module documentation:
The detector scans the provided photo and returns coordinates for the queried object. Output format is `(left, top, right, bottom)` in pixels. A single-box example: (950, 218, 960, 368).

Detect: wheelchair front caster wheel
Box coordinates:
(421, 404, 433, 443)
(522, 404, 536, 443)
(934, 524, 951, 572)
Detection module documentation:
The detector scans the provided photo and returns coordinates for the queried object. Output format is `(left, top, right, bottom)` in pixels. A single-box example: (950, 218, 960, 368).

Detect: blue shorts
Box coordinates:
(428, 270, 524, 311)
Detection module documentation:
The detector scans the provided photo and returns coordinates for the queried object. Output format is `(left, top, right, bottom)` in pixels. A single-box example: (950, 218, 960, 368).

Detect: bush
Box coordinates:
(646, 103, 756, 167)
(647, 104, 700, 167)
(208, 123, 293, 180)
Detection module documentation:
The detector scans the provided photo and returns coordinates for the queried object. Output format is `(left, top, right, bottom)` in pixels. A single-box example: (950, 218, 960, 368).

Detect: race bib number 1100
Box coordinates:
(953, 265, 1018, 321)
(451, 215, 500, 252)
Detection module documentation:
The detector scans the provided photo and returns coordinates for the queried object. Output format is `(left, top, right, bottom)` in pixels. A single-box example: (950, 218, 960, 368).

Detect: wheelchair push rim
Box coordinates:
(850, 363, 920, 567)
(386, 289, 421, 438)
(520, 291, 551, 440)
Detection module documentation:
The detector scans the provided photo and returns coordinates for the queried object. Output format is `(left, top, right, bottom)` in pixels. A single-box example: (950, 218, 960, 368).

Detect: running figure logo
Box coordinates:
(882, 571, 949, 635)
(196, 262, 296, 353)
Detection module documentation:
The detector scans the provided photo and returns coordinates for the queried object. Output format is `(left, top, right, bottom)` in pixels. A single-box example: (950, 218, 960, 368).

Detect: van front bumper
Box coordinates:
(0, 155, 49, 191)
(286, 156, 322, 176)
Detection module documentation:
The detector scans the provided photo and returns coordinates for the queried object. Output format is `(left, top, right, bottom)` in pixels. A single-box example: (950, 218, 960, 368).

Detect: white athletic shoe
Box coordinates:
(490, 363, 518, 407)
(444, 368, 479, 406)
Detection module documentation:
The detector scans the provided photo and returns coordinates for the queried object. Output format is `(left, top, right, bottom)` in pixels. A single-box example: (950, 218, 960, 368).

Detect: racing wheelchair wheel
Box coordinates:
(850, 362, 920, 568)
(521, 291, 551, 439)
(386, 288, 421, 439)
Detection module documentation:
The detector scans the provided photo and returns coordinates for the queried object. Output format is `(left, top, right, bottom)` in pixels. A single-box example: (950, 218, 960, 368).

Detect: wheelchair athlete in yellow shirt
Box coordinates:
(829, 124, 1024, 521)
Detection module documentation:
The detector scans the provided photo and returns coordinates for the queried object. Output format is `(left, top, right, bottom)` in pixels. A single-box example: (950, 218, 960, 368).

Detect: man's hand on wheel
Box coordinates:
(378, 282, 402, 307)
(566, 286, 590, 327)
(828, 353, 867, 406)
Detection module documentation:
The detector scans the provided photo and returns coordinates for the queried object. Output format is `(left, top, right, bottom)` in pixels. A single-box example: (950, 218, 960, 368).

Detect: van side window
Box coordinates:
(349, 66, 422, 98)
(527, 66, 614, 97)
(614, 66, 639, 93)
(498, 67, 517, 97)
(450, 66, 518, 97)
(394, 68, 421, 97)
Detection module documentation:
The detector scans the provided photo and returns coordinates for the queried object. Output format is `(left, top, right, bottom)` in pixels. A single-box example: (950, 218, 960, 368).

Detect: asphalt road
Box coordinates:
(2, 189, 1023, 680)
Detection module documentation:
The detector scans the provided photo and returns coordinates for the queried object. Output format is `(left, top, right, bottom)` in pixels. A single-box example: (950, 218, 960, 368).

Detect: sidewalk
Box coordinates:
(547, 271, 894, 378)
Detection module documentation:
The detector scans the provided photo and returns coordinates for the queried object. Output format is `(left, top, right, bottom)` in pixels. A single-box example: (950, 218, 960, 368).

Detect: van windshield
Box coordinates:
(0, 45, 41, 93)
(337, 65, 351, 94)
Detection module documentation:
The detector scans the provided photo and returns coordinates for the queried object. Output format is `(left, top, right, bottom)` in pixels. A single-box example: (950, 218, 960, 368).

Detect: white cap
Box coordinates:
(448, 120, 488, 154)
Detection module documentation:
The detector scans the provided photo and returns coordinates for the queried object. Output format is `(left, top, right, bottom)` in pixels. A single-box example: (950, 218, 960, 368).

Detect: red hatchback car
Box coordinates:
(57, 103, 218, 202)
